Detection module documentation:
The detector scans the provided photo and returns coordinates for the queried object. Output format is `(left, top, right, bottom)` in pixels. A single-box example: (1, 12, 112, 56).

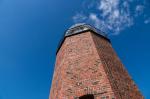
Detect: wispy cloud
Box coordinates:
(89, 13, 102, 29)
(72, 0, 148, 35)
(72, 13, 87, 23)
(97, 0, 134, 34)
(135, 5, 144, 17)
(144, 18, 150, 24)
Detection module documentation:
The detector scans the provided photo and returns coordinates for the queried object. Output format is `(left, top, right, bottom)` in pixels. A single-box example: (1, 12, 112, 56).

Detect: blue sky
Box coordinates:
(0, 0, 149, 99)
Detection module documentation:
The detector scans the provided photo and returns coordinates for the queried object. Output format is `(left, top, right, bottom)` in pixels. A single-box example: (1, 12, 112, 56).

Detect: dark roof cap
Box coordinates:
(65, 23, 108, 38)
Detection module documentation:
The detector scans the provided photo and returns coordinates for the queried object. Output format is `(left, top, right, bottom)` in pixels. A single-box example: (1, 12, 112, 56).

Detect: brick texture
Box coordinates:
(49, 31, 144, 99)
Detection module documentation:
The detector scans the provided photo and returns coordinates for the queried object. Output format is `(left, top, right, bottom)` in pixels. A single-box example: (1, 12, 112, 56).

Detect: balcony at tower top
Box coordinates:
(65, 23, 109, 40)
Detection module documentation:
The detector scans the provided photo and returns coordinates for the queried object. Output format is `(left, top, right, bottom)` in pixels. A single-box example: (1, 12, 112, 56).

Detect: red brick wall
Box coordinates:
(49, 31, 144, 99)
(91, 33, 144, 99)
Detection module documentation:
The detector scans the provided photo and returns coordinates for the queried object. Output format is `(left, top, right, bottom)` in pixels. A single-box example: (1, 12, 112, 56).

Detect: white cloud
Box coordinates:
(135, 5, 144, 16)
(89, 13, 101, 28)
(136, 5, 144, 11)
(96, 0, 133, 34)
(88, 13, 106, 31)
(72, 13, 87, 23)
(98, 0, 119, 17)
(72, 0, 146, 35)
(113, 10, 120, 18)
(144, 18, 150, 24)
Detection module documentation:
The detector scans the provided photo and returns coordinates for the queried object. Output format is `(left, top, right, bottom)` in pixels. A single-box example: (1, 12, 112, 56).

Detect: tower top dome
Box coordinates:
(65, 23, 108, 39)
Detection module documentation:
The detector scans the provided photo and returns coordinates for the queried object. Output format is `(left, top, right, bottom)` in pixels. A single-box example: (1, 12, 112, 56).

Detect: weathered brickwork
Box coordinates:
(49, 31, 144, 99)
(91, 33, 144, 99)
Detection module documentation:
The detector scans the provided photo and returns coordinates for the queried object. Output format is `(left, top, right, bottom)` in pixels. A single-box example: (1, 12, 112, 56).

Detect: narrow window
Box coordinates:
(79, 94, 94, 99)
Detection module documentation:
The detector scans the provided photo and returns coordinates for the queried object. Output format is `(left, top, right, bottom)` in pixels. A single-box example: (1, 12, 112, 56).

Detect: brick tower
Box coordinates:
(49, 23, 144, 99)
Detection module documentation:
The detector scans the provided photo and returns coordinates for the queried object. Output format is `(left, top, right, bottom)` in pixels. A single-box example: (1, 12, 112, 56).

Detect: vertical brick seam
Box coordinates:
(91, 32, 144, 99)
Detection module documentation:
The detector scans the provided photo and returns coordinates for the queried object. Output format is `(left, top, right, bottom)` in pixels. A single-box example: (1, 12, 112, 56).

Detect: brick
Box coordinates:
(49, 30, 144, 99)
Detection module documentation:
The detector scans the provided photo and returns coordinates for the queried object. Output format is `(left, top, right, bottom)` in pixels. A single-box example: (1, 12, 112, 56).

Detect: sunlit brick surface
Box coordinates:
(49, 31, 144, 99)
